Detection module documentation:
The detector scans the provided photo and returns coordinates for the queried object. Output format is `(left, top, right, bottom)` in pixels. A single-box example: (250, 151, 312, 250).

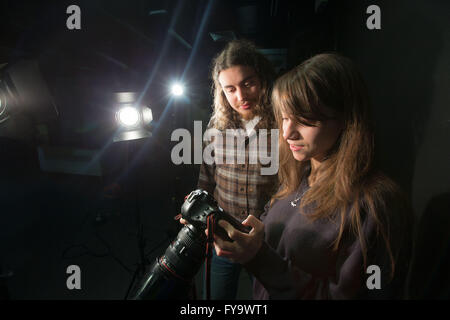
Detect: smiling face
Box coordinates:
(281, 112, 342, 163)
(218, 65, 261, 120)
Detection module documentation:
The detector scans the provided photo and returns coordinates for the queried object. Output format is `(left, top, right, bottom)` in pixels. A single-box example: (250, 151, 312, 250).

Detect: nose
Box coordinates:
(236, 87, 248, 102)
(283, 119, 300, 141)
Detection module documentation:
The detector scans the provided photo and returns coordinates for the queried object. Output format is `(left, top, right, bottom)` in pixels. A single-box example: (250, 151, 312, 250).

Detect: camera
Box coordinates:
(127, 189, 250, 300)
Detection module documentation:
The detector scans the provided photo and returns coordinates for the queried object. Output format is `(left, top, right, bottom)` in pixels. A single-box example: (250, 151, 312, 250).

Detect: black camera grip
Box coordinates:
(213, 211, 252, 242)
(217, 211, 252, 234)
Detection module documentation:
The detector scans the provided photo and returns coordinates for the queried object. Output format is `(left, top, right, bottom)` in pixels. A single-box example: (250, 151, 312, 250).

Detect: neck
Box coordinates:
(241, 113, 256, 121)
(309, 156, 326, 186)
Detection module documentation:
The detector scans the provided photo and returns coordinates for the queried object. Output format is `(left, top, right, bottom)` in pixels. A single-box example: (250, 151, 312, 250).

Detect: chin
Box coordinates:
(292, 152, 309, 162)
(240, 112, 254, 120)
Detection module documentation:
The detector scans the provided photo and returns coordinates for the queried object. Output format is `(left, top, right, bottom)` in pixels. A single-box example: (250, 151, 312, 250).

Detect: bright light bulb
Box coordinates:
(117, 106, 140, 127)
(171, 83, 184, 96)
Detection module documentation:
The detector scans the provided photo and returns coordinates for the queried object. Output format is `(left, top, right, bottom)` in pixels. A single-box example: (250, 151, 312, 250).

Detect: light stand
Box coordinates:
(112, 92, 164, 299)
(122, 138, 149, 299)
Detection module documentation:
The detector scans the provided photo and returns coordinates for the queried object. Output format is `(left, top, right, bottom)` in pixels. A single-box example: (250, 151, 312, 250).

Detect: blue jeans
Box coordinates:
(203, 250, 242, 300)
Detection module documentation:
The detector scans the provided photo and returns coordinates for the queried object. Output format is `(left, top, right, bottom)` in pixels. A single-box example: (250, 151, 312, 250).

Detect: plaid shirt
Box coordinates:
(198, 122, 279, 222)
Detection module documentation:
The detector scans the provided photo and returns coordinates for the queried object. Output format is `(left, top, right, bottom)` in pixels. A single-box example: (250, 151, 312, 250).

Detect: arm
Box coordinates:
(216, 213, 393, 300)
(244, 235, 366, 299)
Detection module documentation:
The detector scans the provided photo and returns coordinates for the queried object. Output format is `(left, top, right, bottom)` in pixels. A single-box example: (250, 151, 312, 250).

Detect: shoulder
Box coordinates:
(359, 171, 413, 291)
(358, 170, 413, 246)
(359, 170, 406, 210)
(361, 170, 398, 193)
(354, 170, 413, 250)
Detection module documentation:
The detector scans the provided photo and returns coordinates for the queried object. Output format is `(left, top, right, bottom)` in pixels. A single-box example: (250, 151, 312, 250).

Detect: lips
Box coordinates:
(239, 101, 252, 110)
(289, 144, 304, 151)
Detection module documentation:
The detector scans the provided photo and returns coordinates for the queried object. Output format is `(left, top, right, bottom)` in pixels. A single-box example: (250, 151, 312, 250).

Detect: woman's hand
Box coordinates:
(209, 215, 264, 264)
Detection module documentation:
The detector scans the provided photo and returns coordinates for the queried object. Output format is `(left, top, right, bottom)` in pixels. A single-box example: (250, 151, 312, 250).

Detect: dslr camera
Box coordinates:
(127, 189, 250, 300)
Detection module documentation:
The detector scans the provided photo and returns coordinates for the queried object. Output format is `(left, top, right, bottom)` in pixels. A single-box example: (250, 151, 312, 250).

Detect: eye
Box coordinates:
(225, 87, 235, 93)
(244, 78, 258, 88)
(281, 117, 291, 125)
(299, 118, 319, 127)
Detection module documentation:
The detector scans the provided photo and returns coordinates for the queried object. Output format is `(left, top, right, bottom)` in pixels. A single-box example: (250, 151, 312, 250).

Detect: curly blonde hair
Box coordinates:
(209, 40, 276, 130)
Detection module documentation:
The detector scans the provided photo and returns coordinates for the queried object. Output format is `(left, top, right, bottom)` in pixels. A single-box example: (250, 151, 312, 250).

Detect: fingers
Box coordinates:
(217, 220, 246, 242)
(205, 228, 237, 260)
(210, 217, 264, 264)
(179, 218, 188, 225)
(213, 243, 235, 259)
(205, 229, 236, 251)
(213, 235, 241, 261)
(242, 215, 264, 233)
(213, 234, 235, 252)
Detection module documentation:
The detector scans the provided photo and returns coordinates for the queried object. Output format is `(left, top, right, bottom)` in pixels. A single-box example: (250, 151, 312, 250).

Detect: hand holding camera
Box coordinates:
(179, 212, 264, 264)
(178, 189, 264, 263)
(211, 214, 264, 264)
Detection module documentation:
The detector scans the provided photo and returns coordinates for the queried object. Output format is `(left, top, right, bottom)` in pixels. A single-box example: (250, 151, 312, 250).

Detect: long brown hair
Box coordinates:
(209, 39, 275, 130)
(272, 53, 409, 278)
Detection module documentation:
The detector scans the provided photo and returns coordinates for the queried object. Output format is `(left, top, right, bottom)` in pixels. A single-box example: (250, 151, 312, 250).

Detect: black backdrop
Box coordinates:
(0, 0, 449, 300)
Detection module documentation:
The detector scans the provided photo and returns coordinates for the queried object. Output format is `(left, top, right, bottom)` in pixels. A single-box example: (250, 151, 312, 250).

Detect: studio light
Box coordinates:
(0, 65, 15, 124)
(117, 106, 140, 128)
(114, 92, 153, 142)
(171, 83, 184, 97)
(0, 83, 10, 124)
(0, 60, 58, 140)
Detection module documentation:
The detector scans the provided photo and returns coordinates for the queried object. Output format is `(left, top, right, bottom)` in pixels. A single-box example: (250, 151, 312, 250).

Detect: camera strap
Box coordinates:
(205, 214, 216, 300)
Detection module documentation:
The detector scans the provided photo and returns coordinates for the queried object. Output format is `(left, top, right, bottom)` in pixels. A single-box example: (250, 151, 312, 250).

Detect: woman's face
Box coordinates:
(218, 65, 261, 120)
(281, 112, 342, 163)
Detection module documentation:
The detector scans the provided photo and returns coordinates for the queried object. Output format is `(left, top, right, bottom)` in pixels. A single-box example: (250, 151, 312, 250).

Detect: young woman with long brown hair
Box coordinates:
(211, 53, 413, 299)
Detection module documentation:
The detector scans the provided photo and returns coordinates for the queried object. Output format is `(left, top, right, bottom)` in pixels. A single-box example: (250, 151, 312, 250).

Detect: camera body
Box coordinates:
(127, 189, 250, 300)
(181, 189, 251, 238)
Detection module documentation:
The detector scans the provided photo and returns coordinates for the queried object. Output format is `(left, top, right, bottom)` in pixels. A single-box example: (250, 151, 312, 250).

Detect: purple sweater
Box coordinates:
(244, 176, 411, 299)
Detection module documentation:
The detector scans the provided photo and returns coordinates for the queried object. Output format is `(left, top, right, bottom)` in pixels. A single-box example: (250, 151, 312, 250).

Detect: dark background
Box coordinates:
(0, 0, 449, 299)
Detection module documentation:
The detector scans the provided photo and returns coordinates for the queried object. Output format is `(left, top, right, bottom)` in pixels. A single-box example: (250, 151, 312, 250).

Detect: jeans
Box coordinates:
(203, 250, 242, 300)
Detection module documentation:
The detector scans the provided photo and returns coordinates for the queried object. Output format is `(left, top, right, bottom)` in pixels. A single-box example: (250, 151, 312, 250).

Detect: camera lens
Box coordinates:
(128, 224, 207, 299)
(163, 224, 206, 279)
(128, 189, 223, 300)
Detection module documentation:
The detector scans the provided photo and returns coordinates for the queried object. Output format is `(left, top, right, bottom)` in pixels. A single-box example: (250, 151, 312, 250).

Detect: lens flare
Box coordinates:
(171, 83, 184, 96)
